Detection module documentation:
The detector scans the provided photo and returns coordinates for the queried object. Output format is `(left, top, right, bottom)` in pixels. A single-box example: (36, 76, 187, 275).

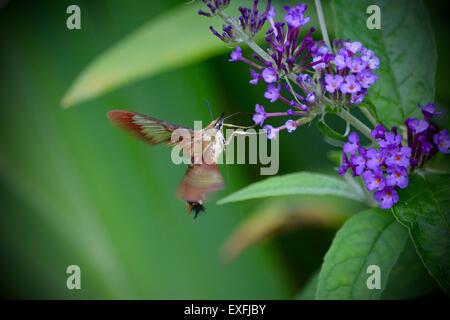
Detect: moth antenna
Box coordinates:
(205, 100, 214, 121)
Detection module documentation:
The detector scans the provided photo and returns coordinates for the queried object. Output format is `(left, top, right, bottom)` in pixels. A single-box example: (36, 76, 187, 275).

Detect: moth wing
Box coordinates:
(107, 110, 193, 146)
(176, 164, 224, 203)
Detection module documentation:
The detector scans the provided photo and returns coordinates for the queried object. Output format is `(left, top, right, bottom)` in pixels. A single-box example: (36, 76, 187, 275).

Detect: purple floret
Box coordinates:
(374, 187, 399, 209)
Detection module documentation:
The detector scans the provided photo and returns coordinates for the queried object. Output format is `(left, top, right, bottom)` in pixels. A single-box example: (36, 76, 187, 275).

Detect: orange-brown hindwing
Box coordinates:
(177, 164, 224, 214)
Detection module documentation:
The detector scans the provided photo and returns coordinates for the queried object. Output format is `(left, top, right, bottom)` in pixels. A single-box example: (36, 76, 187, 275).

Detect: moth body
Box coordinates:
(107, 110, 226, 218)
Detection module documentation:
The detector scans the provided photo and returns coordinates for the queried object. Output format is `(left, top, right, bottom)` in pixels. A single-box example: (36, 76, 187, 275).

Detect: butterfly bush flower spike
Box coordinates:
(199, 1, 449, 211)
(339, 103, 449, 209)
(199, 2, 380, 137)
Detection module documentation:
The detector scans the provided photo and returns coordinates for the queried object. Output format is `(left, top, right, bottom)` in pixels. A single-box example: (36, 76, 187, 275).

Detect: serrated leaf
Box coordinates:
(218, 172, 365, 205)
(332, 0, 437, 128)
(392, 172, 450, 295)
(316, 209, 409, 299)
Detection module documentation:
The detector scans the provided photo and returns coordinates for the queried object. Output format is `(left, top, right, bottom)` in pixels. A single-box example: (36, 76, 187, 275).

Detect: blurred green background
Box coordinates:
(0, 0, 448, 299)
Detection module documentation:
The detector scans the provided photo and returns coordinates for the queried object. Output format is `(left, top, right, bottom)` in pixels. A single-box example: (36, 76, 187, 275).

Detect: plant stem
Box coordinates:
(314, 0, 331, 49)
(338, 109, 373, 141)
(218, 12, 275, 64)
(284, 75, 303, 105)
(361, 107, 377, 126)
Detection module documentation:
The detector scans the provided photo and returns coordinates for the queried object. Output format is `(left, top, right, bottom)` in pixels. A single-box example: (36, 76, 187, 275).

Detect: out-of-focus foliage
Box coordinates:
(61, 1, 223, 108)
(61, 0, 330, 109)
(221, 199, 348, 263)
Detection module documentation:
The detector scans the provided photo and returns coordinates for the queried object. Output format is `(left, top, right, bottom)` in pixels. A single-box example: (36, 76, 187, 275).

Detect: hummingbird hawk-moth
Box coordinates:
(107, 110, 236, 218)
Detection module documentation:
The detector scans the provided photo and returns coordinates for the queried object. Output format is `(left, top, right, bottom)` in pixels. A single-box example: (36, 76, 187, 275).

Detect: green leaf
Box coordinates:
(316, 209, 409, 299)
(381, 239, 438, 299)
(218, 172, 365, 205)
(332, 0, 437, 128)
(392, 172, 450, 295)
(61, 2, 221, 108)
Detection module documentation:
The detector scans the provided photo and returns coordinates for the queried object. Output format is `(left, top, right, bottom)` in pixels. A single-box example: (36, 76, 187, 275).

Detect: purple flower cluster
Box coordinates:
(204, 0, 271, 42)
(200, 1, 450, 211)
(225, 4, 327, 139)
(406, 103, 449, 167)
(339, 103, 449, 209)
(238, 0, 272, 37)
(234, 3, 319, 89)
(323, 40, 379, 105)
(201, 2, 450, 211)
(198, 0, 231, 17)
(265, 5, 322, 72)
(339, 128, 410, 209)
(207, 2, 379, 140)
